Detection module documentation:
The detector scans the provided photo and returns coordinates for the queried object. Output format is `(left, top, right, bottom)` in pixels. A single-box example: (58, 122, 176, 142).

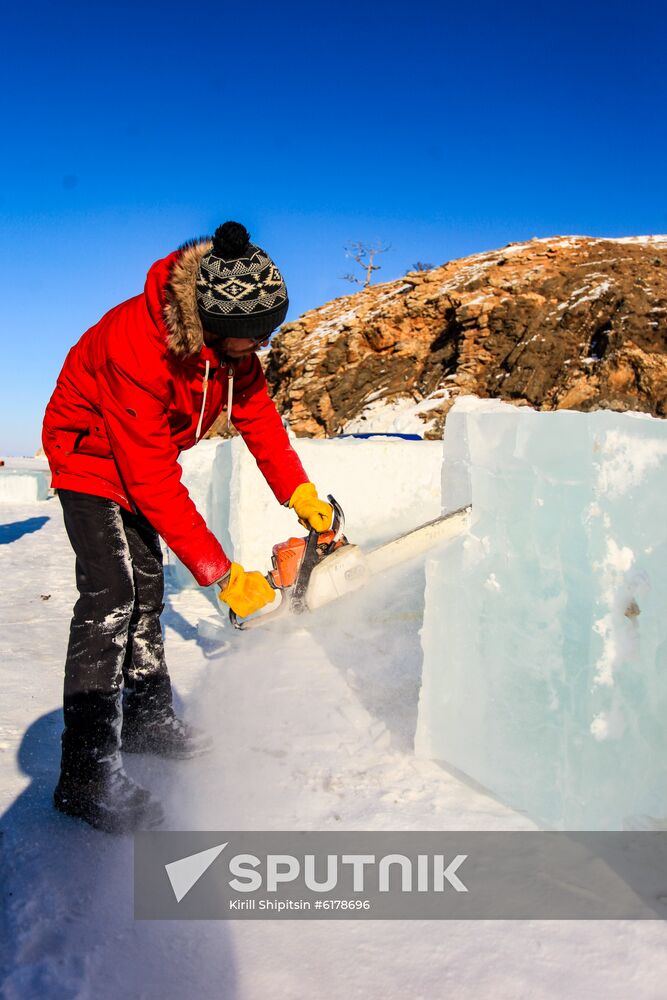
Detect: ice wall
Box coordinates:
(0, 468, 49, 502)
(173, 437, 444, 587)
(416, 397, 667, 830)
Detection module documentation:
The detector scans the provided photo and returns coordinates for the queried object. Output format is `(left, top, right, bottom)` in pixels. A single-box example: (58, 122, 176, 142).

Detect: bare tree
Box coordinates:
(341, 240, 391, 288)
(407, 261, 435, 273)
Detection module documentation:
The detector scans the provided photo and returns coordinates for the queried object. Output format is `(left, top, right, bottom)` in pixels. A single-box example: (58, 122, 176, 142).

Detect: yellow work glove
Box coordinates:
(217, 562, 276, 618)
(289, 482, 333, 532)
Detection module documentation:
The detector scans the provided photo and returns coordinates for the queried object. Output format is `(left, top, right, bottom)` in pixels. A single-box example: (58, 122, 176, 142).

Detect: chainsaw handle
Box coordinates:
(229, 494, 345, 632)
(228, 573, 278, 631)
(328, 495, 345, 544)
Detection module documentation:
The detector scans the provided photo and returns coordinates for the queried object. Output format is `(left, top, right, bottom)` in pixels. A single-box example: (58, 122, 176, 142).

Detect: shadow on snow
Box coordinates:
(0, 709, 239, 999)
(0, 517, 50, 545)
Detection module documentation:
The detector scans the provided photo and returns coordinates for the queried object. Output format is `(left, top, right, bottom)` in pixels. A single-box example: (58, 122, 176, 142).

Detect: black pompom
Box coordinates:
(212, 221, 251, 259)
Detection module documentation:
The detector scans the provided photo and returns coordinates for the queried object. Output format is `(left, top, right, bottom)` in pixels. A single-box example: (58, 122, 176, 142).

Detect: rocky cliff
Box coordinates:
(259, 235, 667, 438)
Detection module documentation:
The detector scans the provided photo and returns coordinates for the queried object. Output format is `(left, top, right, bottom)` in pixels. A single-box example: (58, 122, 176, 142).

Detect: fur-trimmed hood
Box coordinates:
(43, 233, 310, 586)
(162, 239, 212, 358)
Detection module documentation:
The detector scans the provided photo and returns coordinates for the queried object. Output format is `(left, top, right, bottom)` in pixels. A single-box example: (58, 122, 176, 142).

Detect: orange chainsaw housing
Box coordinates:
(268, 531, 344, 590)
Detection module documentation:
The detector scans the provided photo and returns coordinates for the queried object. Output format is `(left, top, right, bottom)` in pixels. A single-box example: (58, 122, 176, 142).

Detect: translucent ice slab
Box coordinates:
(416, 397, 667, 830)
(0, 469, 49, 502)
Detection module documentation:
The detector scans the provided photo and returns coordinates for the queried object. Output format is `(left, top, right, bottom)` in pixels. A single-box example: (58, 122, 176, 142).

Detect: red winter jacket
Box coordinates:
(42, 239, 308, 586)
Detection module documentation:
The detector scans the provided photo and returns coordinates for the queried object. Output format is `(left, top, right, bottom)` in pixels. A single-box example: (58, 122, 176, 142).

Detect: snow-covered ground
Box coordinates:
(2, 478, 667, 998)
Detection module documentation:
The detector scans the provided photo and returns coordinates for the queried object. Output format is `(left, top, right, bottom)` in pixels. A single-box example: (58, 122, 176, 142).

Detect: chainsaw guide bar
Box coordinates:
(229, 498, 471, 631)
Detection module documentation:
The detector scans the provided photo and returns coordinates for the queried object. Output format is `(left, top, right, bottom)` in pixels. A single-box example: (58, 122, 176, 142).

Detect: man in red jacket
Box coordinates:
(42, 221, 332, 834)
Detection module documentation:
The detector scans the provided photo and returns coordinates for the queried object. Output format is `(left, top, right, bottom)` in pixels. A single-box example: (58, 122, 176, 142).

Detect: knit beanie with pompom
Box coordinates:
(196, 221, 289, 341)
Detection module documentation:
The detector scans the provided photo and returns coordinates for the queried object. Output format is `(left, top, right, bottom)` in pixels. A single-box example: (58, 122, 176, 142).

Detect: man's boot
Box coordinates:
(54, 756, 164, 835)
(54, 691, 163, 834)
(122, 683, 213, 760)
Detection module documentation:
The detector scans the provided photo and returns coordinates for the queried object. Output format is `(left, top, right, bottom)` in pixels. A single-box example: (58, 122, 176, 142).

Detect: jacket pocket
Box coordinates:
(73, 423, 113, 459)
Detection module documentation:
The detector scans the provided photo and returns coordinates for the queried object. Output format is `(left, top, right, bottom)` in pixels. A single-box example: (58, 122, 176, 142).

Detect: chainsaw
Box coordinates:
(228, 495, 471, 631)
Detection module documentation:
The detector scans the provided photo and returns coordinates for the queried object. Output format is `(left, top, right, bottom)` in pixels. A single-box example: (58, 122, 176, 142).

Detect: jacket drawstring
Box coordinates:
(195, 362, 234, 443)
(225, 368, 234, 428)
(195, 359, 210, 443)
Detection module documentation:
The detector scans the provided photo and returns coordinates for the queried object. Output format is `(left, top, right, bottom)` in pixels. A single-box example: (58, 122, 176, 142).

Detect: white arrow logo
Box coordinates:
(165, 842, 228, 902)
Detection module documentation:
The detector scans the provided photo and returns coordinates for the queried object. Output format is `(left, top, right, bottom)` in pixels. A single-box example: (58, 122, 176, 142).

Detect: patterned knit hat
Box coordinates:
(196, 221, 289, 340)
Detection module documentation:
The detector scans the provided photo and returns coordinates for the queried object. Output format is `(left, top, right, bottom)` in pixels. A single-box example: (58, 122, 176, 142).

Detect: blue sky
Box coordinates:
(2, 0, 666, 453)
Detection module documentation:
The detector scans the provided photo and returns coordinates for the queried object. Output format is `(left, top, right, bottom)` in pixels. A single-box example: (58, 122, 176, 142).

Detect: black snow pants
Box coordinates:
(58, 489, 173, 780)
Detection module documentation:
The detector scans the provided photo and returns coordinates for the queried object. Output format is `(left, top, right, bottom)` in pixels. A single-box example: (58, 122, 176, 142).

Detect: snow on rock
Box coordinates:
(341, 392, 450, 437)
(610, 235, 667, 246)
(416, 397, 667, 830)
